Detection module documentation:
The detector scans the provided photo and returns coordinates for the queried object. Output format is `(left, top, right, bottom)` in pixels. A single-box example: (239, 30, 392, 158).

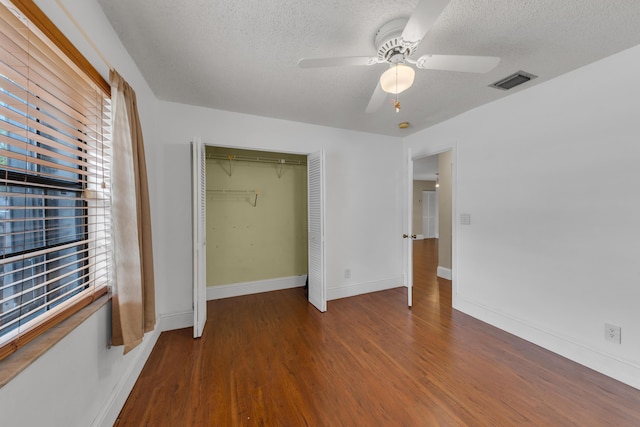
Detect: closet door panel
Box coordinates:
(192, 138, 207, 337)
(307, 150, 326, 312)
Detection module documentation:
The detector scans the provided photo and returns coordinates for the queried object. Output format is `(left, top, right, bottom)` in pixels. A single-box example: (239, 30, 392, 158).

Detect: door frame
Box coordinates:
(192, 143, 327, 336)
(405, 145, 458, 307)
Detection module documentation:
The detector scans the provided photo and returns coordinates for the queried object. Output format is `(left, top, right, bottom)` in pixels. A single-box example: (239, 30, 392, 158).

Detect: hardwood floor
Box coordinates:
(116, 239, 640, 426)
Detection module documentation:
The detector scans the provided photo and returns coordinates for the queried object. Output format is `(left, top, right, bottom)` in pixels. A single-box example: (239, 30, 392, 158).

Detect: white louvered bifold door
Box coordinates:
(192, 138, 207, 337)
(307, 151, 326, 312)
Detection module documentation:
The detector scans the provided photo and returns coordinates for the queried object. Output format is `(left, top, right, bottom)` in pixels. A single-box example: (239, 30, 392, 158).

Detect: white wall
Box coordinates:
(404, 44, 640, 389)
(157, 101, 405, 304)
(0, 2, 406, 425)
(0, 304, 160, 427)
(0, 1, 164, 426)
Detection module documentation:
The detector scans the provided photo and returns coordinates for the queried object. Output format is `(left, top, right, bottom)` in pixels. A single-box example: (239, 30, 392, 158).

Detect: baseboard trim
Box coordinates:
(327, 276, 403, 301)
(93, 311, 194, 427)
(436, 266, 452, 280)
(93, 327, 160, 426)
(158, 310, 193, 331)
(454, 296, 640, 390)
(207, 275, 306, 300)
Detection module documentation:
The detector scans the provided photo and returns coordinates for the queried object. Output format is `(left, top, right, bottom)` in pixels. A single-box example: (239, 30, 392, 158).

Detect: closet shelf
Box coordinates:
(206, 154, 306, 166)
(207, 189, 260, 207)
(207, 153, 306, 178)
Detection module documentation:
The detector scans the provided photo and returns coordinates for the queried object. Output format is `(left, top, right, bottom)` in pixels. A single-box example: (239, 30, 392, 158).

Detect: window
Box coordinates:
(0, 0, 111, 359)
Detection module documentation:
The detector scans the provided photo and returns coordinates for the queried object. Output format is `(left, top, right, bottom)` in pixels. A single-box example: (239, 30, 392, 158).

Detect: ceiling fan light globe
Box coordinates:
(380, 64, 415, 94)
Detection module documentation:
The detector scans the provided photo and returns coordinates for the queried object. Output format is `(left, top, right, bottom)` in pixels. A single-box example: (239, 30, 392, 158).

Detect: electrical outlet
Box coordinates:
(344, 269, 351, 279)
(605, 323, 621, 344)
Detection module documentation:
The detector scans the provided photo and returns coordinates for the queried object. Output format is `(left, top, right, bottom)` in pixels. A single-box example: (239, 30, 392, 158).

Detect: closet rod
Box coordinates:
(206, 189, 256, 193)
(206, 154, 306, 166)
(207, 189, 259, 207)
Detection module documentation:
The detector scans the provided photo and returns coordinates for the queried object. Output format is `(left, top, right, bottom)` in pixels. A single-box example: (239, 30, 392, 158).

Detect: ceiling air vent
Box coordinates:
(490, 71, 537, 90)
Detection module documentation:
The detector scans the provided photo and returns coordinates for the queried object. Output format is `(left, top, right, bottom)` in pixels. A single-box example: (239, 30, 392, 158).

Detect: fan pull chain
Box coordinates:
(394, 64, 401, 112)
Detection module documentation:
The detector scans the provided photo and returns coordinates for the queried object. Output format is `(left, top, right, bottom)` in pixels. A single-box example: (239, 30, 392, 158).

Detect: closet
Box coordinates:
(205, 146, 308, 288)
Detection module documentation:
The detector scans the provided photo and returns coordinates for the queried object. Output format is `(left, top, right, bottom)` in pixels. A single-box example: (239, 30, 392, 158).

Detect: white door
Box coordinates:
(192, 138, 207, 337)
(422, 191, 437, 238)
(405, 151, 414, 307)
(307, 150, 326, 312)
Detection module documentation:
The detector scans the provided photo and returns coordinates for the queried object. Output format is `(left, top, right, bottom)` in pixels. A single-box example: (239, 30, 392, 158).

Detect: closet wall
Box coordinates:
(205, 146, 308, 286)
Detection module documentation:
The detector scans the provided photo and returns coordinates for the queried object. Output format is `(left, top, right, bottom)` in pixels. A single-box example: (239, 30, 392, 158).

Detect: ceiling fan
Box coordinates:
(297, 0, 500, 113)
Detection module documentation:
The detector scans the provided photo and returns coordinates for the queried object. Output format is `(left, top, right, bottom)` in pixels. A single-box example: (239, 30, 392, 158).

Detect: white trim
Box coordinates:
(436, 266, 452, 280)
(92, 311, 195, 427)
(91, 325, 156, 426)
(207, 275, 307, 300)
(454, 296, 640, 391)
(327, 276, 403, 301)
(416, 234, 425, 240)
(158, 310, 194, 331)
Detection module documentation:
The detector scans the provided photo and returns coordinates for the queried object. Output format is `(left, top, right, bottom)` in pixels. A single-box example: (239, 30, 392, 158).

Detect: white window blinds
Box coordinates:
(0, 0, 111, 359)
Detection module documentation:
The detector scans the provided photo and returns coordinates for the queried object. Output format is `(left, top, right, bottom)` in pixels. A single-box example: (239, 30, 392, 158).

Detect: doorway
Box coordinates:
(408, 149, 454, 306)
(192, 142, 327, 337)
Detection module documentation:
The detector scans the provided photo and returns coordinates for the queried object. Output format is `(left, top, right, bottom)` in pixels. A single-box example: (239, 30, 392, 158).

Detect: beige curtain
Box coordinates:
(110, 69, 156, 353)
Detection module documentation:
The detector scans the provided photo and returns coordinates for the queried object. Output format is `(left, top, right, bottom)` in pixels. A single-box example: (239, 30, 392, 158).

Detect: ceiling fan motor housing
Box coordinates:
(374, 18, 416, 63)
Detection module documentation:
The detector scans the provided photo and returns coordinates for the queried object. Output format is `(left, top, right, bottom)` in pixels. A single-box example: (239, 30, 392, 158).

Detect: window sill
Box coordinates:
(0, 294, 110, 388)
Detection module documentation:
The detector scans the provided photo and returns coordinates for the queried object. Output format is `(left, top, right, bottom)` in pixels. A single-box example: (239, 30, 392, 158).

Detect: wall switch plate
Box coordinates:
(344, 269, 351, 279)
(605, 323, 621, 344)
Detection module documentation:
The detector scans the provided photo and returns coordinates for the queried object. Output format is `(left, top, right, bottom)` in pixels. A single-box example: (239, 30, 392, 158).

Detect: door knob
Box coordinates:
(403, 234, 409, 238)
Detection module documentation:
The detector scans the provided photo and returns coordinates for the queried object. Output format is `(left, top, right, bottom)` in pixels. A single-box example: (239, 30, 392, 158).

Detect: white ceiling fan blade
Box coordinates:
(401, 0, 451, 45)
(365, 83, 388, 113)
(414, 55, 501, 73)
(298, 57, 380, 68)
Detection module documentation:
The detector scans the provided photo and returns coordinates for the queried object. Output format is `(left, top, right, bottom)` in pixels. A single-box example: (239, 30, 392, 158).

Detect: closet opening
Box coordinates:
(205, 146, 309, 299)
(193, 142, 326, 337)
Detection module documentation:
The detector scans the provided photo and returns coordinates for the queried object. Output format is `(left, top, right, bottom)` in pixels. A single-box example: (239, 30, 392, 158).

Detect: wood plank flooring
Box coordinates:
(116, 239, 640, 426)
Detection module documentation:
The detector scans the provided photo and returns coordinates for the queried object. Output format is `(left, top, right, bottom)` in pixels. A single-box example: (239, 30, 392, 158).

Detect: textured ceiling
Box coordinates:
(97, 0, 640, 137)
